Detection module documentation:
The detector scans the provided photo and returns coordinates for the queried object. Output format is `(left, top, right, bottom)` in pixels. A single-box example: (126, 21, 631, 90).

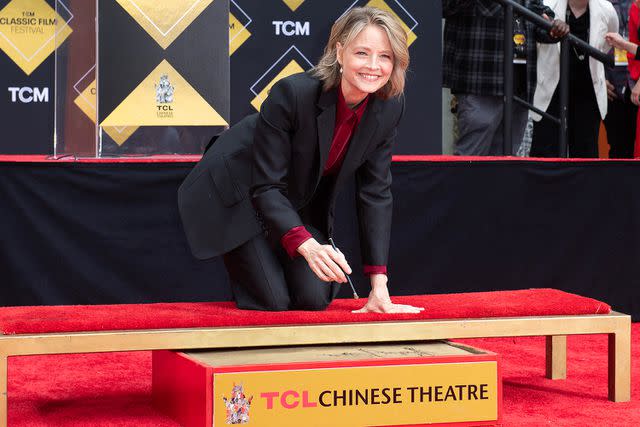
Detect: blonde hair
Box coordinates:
(311, 7, 409, 99)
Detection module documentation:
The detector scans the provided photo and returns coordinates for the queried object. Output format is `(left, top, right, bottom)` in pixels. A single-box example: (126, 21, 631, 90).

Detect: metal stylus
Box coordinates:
(328, 237, 359, 299)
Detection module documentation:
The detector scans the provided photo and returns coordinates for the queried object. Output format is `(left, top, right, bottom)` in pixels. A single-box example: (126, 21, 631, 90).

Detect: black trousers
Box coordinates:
(604, 92, 637, 159)
(222, 176, 340, 311)
(222, 225, 340, 311)
(531, 87, 601, 158)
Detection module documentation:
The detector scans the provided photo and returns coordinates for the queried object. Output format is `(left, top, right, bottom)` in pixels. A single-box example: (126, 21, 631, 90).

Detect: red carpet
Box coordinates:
(1, 154, 634, 163)
(0, 289, 609, 335)
(8, 325, 638, 426)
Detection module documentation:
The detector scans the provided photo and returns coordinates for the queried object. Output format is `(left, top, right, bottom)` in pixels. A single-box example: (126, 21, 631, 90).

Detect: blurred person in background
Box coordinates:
(606, 0, 640, 156)
(443, 0, 569, 156)
(531, 0, 619, 158)
(602, 0, 636, 159)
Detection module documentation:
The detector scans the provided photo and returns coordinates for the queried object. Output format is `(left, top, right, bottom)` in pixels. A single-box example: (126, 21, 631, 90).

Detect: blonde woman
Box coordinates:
(179, 7, 422, 314)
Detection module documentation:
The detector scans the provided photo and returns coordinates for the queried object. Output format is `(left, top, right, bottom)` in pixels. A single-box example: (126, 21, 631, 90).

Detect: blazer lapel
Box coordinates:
(316, 89, 338, 179)
(334, 96, 381, 189)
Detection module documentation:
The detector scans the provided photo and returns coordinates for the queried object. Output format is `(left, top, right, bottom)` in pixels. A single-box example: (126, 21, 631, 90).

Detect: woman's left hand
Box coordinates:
(352, 275, 424, 314)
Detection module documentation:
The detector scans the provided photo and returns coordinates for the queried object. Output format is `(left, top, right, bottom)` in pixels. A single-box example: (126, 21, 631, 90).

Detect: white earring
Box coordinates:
(339, 67, 343, 74)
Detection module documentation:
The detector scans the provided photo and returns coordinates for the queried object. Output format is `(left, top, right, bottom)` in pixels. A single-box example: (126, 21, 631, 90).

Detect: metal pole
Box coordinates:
(493, 0, 612, 66)
(559, 37, 570, 157)
(503, 3, 514, 156)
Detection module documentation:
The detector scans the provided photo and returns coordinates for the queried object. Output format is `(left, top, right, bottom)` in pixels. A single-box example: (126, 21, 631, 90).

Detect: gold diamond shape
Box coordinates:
(366, 0, 417, 47)
(251, 60, 305, 111)
(229, 12, 250, 55)
(282, 0, 304, 12)
(116, 0, 213, 50)
(73, 78, 97, 121)
(73, 78, 138, 146)
(101, 59, 228, 127)
(103, 126, 138, 146)
(0, 0, 73, 75)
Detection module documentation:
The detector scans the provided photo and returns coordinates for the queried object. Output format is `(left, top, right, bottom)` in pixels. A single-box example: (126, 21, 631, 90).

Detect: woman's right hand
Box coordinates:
(297, 238, 352, 283)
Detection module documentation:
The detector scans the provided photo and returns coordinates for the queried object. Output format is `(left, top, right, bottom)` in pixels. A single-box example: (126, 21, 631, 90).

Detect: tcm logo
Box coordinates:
(8, 87, 49, 103)
(272, 20, 310, 36)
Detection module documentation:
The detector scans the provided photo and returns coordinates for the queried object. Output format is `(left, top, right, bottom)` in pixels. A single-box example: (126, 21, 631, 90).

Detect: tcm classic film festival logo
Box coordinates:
(0, 0, 72, 75)
(2, 0, 71, 111)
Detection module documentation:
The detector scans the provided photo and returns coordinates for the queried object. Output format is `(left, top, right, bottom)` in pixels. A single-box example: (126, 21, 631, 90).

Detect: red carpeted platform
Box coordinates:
(0, 289, 610, 335)
(7, 325, 639, 426)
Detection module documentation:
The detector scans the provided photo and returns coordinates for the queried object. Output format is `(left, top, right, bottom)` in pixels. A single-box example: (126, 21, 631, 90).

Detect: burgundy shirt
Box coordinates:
(280, 88, 387, 275)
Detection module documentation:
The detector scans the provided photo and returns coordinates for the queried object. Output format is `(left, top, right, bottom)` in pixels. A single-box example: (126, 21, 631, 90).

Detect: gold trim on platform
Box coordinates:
(546, 335, 567, 380)
(0, 311, 632, 426)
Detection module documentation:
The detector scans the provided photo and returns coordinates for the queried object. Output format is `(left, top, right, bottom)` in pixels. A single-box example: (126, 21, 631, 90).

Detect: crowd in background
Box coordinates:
(442, 0, 640, 159)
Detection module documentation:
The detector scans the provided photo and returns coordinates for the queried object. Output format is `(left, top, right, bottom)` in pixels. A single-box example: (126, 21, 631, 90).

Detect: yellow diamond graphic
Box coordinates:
(73, 78, 97, 121)
(116, 0, 212, 50)
(366, 0, 417, 47)
(103, 126, 139, 146)
(282, 0, 305, 12)
(101, 59, 228, 127)
(251, 60, 304, 111)
(0, 0, 73, 75)
(229, 12, 250, 56)
(73, 79, 138, 146)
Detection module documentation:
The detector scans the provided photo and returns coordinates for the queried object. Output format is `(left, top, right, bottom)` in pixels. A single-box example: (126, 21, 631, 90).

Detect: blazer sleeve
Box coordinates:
(355, 97, 404, 268)
(250, 78, 305, 239)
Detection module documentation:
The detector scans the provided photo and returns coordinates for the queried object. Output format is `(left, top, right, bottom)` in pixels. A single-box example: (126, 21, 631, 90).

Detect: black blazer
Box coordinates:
(178, 72, 404, 266)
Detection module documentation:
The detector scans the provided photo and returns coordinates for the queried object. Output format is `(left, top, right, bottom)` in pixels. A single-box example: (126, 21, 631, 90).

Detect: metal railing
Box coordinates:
(494, 0, 613, 156)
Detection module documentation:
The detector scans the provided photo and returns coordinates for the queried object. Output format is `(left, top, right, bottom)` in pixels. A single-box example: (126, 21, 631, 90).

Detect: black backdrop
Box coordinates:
(1, 160, 638, 320)
(1, 1, 637, 320)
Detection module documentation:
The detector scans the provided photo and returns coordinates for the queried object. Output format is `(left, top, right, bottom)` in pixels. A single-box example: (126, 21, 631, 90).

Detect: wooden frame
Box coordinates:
(0, 311, 631, 426)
